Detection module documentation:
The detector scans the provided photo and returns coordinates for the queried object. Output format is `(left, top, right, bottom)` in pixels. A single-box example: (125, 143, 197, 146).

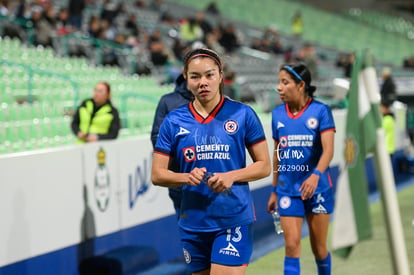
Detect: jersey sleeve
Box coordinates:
(245, 106, 266, 147)
(319, 104, 336, 133)
(154, 114, 174, 156)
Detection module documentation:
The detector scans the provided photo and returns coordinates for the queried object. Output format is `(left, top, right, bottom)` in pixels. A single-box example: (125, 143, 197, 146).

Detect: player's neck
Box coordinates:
(193, 96, 221, 118)
(288, 96, 309, 115)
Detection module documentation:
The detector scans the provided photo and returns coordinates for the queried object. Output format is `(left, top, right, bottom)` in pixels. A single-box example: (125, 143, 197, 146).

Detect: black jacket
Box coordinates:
(150, 74, 193, 147)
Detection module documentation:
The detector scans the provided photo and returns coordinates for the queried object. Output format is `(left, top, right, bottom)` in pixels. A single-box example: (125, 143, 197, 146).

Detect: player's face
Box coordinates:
(277, 70, 304, 103)
(185, 57, 222, 103)
(93, 83, 110, 106)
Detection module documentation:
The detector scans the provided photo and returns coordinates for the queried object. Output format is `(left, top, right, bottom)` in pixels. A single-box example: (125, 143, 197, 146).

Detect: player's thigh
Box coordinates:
(306, 213, 330, 245)
(277, 195, 304, 246)
(210, 263, 247, 275)
(281, 216, 303, 248)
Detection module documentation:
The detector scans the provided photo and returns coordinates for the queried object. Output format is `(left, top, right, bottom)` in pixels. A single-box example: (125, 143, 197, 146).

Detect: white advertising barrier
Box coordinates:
(0, 147, 84, 267)
(0, 138, 176, 269)
(81, 139, 173, 238)
(82, 141, 121, 237)
(117, 138, 173, 229)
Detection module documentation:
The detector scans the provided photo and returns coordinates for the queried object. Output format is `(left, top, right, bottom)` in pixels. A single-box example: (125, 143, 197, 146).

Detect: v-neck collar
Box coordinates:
(189, 96, 225, 124)
(286, 97, 312, 119)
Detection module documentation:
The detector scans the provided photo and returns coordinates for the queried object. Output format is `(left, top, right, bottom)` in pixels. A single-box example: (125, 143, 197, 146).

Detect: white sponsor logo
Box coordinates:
(312, 204, 327, 214)
(277, 121, 285, 129)
(176, 127, 190, 136)
(219, 242, 240, 257)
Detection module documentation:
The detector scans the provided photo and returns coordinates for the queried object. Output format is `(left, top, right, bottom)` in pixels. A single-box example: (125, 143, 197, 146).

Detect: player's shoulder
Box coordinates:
(224, 97, 255, 112)
(310, 98, 331, 110)
(271, 103, 286, 114)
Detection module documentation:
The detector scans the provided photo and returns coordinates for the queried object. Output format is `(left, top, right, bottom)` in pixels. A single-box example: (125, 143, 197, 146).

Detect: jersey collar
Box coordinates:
(189, 96, 225, 124)
(286, 97, 312, 119)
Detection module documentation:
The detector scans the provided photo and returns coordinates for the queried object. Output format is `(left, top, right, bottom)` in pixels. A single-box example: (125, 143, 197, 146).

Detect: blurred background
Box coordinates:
(1, 0, 413, 153)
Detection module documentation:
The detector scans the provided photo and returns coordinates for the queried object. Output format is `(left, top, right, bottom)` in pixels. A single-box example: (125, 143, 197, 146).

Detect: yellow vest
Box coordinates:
(77, 100, 115, 143)
(382, 114, 395, 154)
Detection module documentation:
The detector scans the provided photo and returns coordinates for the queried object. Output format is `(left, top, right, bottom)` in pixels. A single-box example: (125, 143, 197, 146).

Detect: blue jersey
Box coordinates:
(272, 98, 335, 196)
(155, 96, 266, 232)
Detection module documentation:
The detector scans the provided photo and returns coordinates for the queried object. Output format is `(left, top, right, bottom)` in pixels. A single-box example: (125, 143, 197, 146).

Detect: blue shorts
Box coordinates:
(277, 189, 334, 217)
(179, 224, 253, 273)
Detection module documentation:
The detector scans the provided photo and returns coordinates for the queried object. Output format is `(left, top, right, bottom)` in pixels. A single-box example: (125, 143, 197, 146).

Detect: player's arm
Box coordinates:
(299, 129, 335, 199)
(272, 140, 280, 187)
(315, 129, 335, 174)
(151, 152, 205, 187)
(227, 140, 271, 183)
(267, 139, 279, 213)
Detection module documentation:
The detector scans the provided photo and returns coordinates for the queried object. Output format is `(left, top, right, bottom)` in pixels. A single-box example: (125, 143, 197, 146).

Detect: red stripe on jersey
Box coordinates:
(328, 171, 333, 187)
(286, 97, 312, 119)
(189, 96, 225, 123)
(153, 151, 170, 157)
(321, 128, 336, 134)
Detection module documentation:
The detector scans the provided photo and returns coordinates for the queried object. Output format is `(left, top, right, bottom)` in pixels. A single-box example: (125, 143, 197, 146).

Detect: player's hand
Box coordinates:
(206, 172, 233, 194)
(267, 192, 278, 213)
(187, 167, 206, 186)
(299, 174, 319, 200)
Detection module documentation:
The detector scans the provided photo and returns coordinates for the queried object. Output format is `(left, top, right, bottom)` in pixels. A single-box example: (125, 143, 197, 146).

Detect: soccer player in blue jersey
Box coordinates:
(151, 48, 271, 275)
(267, 64, 335, 275)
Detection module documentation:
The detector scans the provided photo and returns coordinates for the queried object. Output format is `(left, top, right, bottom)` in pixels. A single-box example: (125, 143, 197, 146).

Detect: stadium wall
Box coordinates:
(0, 106, 407, 275)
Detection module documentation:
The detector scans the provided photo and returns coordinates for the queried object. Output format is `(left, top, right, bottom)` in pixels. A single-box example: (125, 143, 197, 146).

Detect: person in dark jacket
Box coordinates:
(380, 67, 397, 106)
(150, 74, 193, 218)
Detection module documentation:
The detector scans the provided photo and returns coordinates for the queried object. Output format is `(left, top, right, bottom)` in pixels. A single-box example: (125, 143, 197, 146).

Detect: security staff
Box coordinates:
(71, 82, 120, 143)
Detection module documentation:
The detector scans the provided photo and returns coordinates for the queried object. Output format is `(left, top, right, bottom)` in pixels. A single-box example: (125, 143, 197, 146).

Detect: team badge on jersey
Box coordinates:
(183, 147, 196, 162)
(183, 248, 191, 263)
(224, 119, 238, 134)
(279, 196, 291, 209)
(306, 117, 318, 129)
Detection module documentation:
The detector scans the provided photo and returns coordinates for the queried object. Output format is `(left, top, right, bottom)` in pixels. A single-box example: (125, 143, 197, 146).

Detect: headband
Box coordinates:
(186, 53, 222, 69)
(283, 65, 303, 82)
(283, 65, 309, 90)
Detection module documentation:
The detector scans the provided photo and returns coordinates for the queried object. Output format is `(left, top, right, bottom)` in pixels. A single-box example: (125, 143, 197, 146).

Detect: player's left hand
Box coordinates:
(206, 172, 233, 194)
(299, 174, 319, 200)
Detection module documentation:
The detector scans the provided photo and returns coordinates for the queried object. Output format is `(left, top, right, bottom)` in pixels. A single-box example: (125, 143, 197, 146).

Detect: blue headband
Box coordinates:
(283, 65, 303, 82)
(283, 65, 309, 90)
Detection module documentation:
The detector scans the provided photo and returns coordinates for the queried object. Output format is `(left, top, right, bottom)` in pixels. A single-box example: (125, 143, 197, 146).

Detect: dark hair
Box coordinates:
(280, 64, 316, 97)
(183, 48, 224, 94)
(99, 81, 111, 94)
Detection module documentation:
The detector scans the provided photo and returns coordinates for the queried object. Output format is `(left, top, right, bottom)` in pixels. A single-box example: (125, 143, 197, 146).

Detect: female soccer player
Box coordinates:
(267, 64, 335, 275)
(151, 48, 271, 275)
